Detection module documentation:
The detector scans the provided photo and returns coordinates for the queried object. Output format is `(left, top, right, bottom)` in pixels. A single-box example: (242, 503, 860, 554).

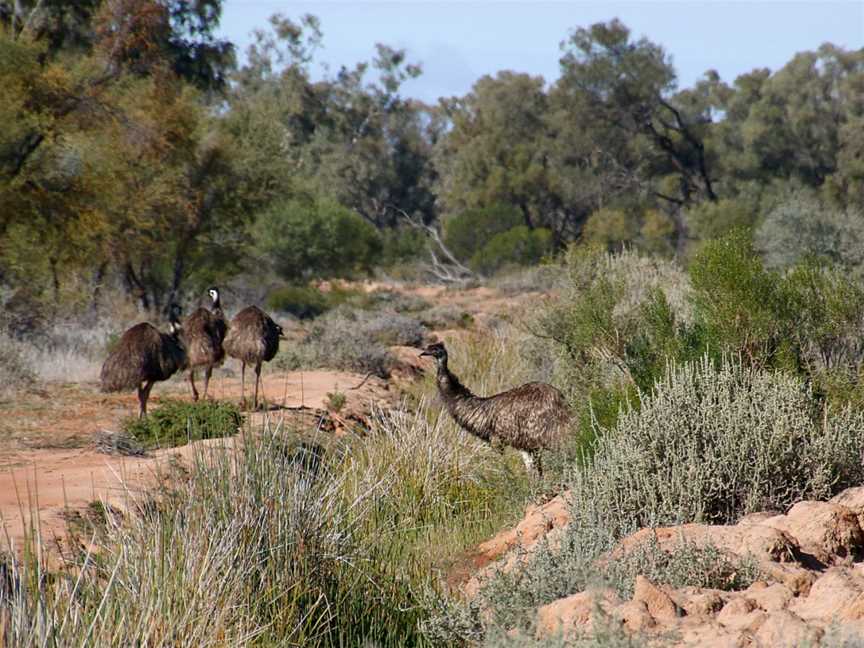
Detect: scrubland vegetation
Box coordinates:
(3, 1, 864, 646)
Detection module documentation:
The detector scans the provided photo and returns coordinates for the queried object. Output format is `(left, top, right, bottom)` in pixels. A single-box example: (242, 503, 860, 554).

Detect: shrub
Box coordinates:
(0, 333, 35, 396)
(475, 356, 864, 633)
(443, 203, 524, 263)
(686, 198, 757, 242)
(581, 207, 640, 252)
(266, 284, 331, 319)
(122, 399, 242, 449)
(277, 307, 428, 378)
(755, 192, 864, 271)
(251, 196, 382, 280)
(689, 229, 786, 364)
(470, 226, 553, 275)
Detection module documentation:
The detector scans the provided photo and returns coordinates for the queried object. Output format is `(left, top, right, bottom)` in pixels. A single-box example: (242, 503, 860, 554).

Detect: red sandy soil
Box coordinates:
(0, 367, 392, 555)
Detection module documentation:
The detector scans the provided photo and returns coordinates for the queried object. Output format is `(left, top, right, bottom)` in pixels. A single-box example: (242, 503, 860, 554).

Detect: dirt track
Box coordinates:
(0, 368, 391, 554)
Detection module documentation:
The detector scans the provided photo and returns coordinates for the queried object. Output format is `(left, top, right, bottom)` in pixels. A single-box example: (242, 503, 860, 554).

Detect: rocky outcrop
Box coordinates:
(458, 486, 864, 646)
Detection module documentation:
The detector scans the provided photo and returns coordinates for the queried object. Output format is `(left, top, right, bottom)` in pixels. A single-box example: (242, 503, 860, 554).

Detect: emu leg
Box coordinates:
(253, 361, 262, 410)
(520, 450, 542, 478)
(202, 366, 212, 400)
(240, 362, 246, 408)
(188, 370, 199, 401)
(138, 381, 154, 418)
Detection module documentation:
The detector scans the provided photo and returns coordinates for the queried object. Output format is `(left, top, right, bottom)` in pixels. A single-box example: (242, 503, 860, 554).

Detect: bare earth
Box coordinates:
(0, 368, 391, 554)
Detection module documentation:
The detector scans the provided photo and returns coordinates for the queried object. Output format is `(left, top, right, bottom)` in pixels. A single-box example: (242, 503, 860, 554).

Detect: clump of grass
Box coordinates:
(417, 304, 475, 330)
(121, 399, 242, 449)
(325, 390, 346, 413)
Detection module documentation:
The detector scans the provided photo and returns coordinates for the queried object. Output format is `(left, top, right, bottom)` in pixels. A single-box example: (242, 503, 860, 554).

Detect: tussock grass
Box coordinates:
(2, 391, 530, 647)
(121, 399, 243, 449)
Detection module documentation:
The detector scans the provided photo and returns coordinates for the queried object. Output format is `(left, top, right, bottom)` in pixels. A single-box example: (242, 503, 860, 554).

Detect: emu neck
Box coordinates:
(435, 360, 491, 442)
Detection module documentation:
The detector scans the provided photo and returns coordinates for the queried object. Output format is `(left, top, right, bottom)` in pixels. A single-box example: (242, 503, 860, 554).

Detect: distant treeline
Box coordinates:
(1, 1, 862, 313)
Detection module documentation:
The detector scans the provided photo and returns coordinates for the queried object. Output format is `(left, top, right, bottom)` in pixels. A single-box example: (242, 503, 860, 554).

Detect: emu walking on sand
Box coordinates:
(420, 341, 570, 475)
(100, 304, 187, 418)
(182, 287, 228, 401)
(223, 306, 283, 409)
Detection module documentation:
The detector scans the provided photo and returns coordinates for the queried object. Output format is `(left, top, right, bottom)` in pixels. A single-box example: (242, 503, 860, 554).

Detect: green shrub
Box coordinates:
(581, 207, 640, 252)
(122, 399, 242, 449)
(686, 198, 757, 242)
(266, 284, 331, 319)
(251, 196, 382, 280)
(443, 203, 524, 262)
(689, 229, 786, 364)
(470, 226, 553, 275)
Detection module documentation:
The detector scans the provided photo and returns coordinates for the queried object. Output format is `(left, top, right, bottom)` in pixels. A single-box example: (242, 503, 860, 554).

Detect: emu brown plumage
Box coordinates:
(100, 306, 187, 418)
(223, 305, 283, 409)
(420, 342, 570, 474)
(182, 287, 227, 401)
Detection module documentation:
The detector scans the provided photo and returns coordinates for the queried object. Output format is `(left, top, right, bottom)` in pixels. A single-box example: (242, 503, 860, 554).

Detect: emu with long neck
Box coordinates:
(420, 341, 570, 474)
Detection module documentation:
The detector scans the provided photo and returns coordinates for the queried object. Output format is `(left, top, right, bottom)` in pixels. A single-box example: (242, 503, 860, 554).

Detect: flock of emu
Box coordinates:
(100, 288, 284, 416)
(100, 288, 570, 475)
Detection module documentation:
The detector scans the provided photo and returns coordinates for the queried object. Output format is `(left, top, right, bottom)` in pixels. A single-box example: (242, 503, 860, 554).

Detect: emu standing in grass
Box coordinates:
(100, 304, 187, 418)
(419, 341, 570, 475)
(223, 306, 283, 409)
(182, 287, 228, 401)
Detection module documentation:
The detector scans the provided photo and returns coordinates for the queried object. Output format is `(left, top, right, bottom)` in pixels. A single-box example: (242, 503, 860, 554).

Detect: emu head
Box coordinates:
(276, 323, 286, 340)
(168, 303, 183, 334)
(207, 286, 221, 307)
(419, 342, 448, 367)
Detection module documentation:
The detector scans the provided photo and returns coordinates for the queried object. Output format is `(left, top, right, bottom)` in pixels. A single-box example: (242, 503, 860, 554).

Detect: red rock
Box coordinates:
(744, 581, 793, 612)
(765, 501, 864, 561)
(613, 600, 655, 632)
(753, 610, 822, 647)
(633, 575, 682, 623)
(535, 589, 619, 638)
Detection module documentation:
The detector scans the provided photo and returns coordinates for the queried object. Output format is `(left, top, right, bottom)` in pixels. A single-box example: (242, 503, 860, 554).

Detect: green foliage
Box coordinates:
(582, 208, 640, 251)
(687, 198, 758, 242)
(122, 399, 242, 449)
(251, 197, 382, 280)
(470, 226, 552, 275)
(689, 229, 785, 363)
(443, 203, 524, 262)
(755, 192, 864, 270)
(265, 283, 366, 319)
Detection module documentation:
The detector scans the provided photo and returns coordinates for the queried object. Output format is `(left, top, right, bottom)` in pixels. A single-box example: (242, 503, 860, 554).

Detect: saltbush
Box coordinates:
(475, 356, 864, 633)
(122, 399, 243, 449)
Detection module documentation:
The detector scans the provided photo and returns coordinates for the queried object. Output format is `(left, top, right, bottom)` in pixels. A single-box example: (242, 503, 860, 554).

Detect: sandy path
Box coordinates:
(0, 368, 391, 555)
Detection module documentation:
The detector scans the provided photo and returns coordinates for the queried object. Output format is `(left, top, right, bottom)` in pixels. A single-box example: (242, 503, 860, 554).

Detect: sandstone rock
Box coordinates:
(677, 587, 727, 617)
(715, 596, 766, 632)
(790, 567, 864, 621)
(632, 575, 682, 623)
(612, 600, 656, 632)
(753, 610, 822, 647)
(671, 621, 744, 648)
(744, 581, 793, 613)
(765, 501, 864, 562)
(535, 589, 619, 638)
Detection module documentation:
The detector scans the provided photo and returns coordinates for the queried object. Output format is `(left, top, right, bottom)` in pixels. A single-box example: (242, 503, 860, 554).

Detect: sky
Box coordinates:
(217, 1, 864, 102)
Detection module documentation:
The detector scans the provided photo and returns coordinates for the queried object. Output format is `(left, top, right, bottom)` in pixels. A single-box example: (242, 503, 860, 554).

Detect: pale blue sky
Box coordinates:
(218, 1, 864, 102)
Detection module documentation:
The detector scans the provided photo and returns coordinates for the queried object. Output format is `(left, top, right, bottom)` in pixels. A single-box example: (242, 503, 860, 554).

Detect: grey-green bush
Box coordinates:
(473, 356, 864, 635)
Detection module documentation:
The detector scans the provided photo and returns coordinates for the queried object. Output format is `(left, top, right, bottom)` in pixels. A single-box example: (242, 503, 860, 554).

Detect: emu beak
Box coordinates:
(419, 350, 431, 358)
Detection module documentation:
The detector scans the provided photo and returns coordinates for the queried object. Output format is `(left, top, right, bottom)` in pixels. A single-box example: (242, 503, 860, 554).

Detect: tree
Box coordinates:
(433, 71, 556, 231)
(557, 20, 718, 208)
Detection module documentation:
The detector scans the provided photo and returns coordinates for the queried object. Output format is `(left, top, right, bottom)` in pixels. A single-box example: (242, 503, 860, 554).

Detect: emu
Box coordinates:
(182, 287, 228, 401)
(419, 341, 570, 475)
(223, 305, 283, 409)
(100, 304, 187, 418)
